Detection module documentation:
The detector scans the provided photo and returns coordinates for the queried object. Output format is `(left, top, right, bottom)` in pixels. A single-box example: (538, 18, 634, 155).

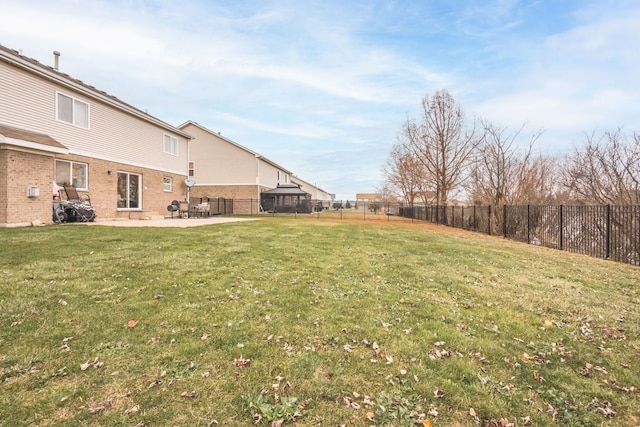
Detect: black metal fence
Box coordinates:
(399, 204, 640, 267)
(503, 204, 640, 266)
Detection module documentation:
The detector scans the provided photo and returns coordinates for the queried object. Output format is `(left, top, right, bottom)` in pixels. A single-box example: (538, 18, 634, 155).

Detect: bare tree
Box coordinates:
(513, 153, 559, 205)
(469, 121, 554, 206)
(383, 139, 424, 206)
(563, 128, 640, 205)
(404, 90, 478, 206)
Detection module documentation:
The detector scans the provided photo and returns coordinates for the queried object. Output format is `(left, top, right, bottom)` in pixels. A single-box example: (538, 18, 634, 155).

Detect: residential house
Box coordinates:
(356, 193, 382, 203)
(179, 121, 298, 214)
(290, 175, 335, 209)
(0, 45, 191, 227)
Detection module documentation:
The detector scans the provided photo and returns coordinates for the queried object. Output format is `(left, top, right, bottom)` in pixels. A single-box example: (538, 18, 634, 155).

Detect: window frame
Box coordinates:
(117, 171, 142, 210)
(55, 159, 89, 190)
(163, 134, 179, 155)
(188, 161, 195, 177)
(163, 176, 173, 192)
(56, 91, 90, 129)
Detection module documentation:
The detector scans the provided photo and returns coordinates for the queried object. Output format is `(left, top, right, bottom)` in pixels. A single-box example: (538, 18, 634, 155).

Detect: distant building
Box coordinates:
(355, 193, 382, 202)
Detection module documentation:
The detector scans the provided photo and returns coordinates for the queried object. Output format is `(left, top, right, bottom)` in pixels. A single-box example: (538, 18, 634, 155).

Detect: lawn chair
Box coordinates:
(61, 185, 96, 222)
(194, 202, 210, 217)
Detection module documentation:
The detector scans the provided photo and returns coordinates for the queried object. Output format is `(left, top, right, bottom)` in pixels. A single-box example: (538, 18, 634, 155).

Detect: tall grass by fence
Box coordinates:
(400, 204, 640, 267)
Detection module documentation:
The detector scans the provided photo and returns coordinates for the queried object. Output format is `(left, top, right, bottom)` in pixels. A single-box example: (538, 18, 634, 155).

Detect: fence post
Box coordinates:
(503, 205, 507, 238)
(527, 204, 531, 244)
(559, 205, 563, 251)
(488, 205, 492, 235)
(605, 205, 611, 259)
(473, 205, 477, 231)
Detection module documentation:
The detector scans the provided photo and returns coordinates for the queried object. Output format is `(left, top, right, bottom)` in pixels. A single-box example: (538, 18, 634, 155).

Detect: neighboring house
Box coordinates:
(356, 193, 382, 203)
(290, 175, 335, 209)
(180, 121, 335, 214)
(0, 45, 191, 227)
(178, 121, 295, 214)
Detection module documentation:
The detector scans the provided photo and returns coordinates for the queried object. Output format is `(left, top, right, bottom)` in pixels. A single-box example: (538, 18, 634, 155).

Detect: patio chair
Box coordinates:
(194, 202, 210, 217)
(61, 184, 96, 222)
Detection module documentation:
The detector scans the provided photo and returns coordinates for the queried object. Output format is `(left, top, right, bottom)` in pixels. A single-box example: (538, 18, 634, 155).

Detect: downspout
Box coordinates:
(186, 136, 193, 199)
(255, 154, 261, 201)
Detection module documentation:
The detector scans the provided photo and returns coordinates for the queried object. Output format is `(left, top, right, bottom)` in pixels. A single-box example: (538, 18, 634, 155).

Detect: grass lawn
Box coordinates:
(1, 213, 639, 426)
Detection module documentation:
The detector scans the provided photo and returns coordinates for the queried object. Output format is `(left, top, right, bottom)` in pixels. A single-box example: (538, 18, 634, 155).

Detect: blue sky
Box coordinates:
(2, 0, 639, 200)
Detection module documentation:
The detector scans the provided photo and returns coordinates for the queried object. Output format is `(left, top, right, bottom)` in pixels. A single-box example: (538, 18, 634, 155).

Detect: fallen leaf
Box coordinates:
(123, 405, 140, 415)
(147, 380, 162, 389)
(533, 371, 545, 383)
(469, 407, 481, 424)
(180, 390, 197, 398)
(365, 411, 375, 421)
(128, 320, 137, 328)
(547, 403, 558, 420)
(423, 420, 433, 427)
(233, 356, 251, 368)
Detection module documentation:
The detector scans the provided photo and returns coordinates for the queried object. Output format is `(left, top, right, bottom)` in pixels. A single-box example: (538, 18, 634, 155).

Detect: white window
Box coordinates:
(188, 161, 195, 177)
(117, 172, 141, 209)
(56, 92, 89, 128)
(163, 134, 178, 155)
(55, 160, 88, 190)
(163, 176, 173, 192)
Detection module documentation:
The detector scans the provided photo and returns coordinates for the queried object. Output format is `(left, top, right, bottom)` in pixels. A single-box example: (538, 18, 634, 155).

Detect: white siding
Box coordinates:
(0, 60, 188, 175)
(185, 124, 257, 184)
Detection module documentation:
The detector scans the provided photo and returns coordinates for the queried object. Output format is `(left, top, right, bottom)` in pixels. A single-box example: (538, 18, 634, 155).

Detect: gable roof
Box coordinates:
(356, 193, 382, 200)
(0, 44, 191, 139)
(261, 183, 309, 196)
(178, 120, 291, 174)
(290, 175, 334, 198)
(0, 123, 68, 154)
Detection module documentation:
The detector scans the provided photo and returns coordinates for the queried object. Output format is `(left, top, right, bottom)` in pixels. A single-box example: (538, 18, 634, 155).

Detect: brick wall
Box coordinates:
(0, 150, 6, 223)
(0, 149, 54, 227)
(57, 153, 187, 220)
(1, 149, 188, 226)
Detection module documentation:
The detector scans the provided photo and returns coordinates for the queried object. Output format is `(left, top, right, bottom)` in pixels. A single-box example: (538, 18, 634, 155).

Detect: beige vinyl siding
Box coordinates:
(0, 61, 188, 175)
(182, 122, 292, 190)
(256, 160, 283, 188)
(184, 124, 257, 184)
